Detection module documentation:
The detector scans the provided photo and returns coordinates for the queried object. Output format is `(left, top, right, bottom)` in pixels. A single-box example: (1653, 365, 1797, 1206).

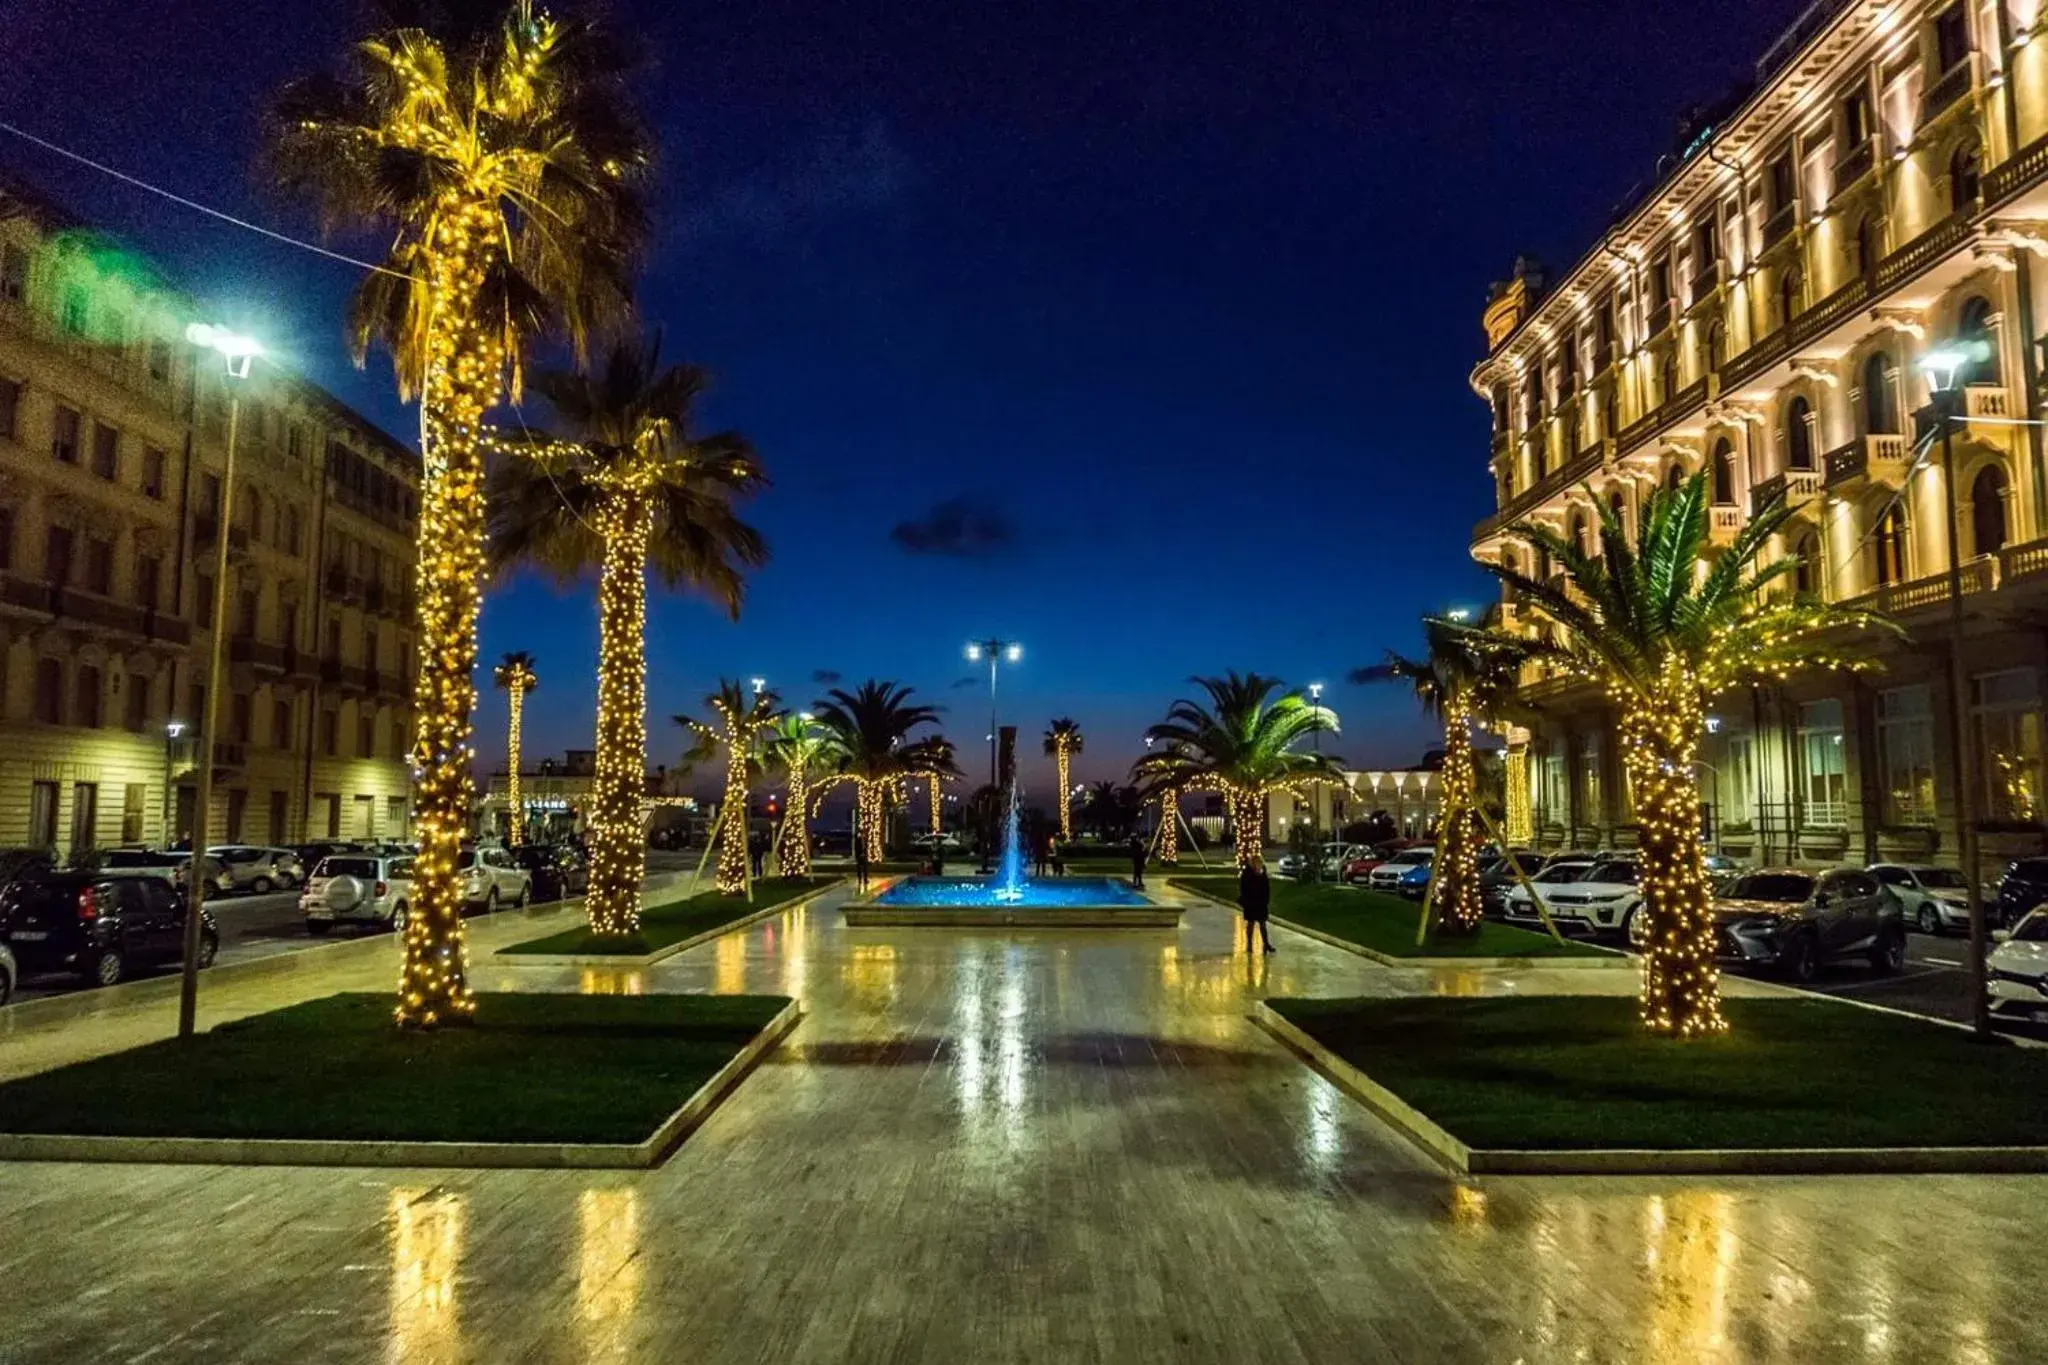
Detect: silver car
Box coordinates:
(300, 854, 414, 933)
(207, 845, 304, 895)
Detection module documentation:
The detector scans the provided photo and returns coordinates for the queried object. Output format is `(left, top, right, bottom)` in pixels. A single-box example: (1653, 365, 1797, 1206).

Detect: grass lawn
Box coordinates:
(1270, 995, 2048, 1149)
(1171, 877, 1608, 959)
(503, 876, 836, 956)
(0, 992, 791, 1144)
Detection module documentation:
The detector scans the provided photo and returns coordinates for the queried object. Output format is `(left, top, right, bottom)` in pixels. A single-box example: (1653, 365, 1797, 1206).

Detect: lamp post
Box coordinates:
(1917, 341, 1990, 1038)
(965, 638, 1021, 869)
(162, 720, 186, 847)
(178, 323, 259, 1041)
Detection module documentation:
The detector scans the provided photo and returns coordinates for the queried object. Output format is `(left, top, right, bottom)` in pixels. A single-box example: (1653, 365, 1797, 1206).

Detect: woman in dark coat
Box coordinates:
(1237, 853, 1275, 953)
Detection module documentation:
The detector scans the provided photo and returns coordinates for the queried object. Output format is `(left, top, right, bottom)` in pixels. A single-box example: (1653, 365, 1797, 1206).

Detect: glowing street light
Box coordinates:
(965, 636, 1023, 869)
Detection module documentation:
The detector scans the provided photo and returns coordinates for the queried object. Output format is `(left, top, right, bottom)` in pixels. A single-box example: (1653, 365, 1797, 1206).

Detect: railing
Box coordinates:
(170, 738, 248, 775)
(1708, 505, 1745, 544)
(229, 638, 289, 673)
(1823, 434, 1909, 488)
(1875, 212, 1973, 293)
(1998, 537, 2048, 585)
(1965, 385, 2011, 419)
(1472, 443, 1605, 539)
(323, 567, 366, 602)
(1690, 260, 1722, 304)
(1762, 202, 1796, 247)
(1750, 468, 1822, 517)
(1986, 130, 2048, 205)
(1844, 556, 1997, 614)
(1834, 140, 1875, 194)
(1921, 60, 1972, 121)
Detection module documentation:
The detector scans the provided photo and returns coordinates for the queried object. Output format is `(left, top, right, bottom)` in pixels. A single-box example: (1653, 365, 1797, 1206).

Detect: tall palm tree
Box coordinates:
(1083, 780, 1142, 840)
(1354, 619, 1536, 934)
(677, 681, 784, 894)
(812, 681, 950, 862)
(1134, 673, 1343, 868)
(1043, 719, 1084, 838)
(1474, 473, 1894, 1037)
(762, 713, 841, 878)
(267, 0, 649, 1026)
(489, 340, 767, 932)
(492, 652, 539, 846)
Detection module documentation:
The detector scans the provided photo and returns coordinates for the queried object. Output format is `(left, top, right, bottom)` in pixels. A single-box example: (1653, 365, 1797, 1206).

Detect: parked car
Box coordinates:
(510, 844, 588, 902)
(910, 832, 966, 854)
(1995, 858, 2048, 929)
(1391, 858, 1435, 899)
(1869, 863, 1975, 935)
(811, 829, 854, 857)
(458, 846, 531, 912)
(1988, 909, 2048, 1020)
(169, 853, 233, 899)
(77, 847, 183, 881)
(1318, 843, 1368, 878)
(291, 841, 366, 867)
(0, 941, 14, 1006)
(300, 854, 414, 934)
(1540, 857, 1644, 938)
(0, 871, 217, 986)
(1340, 843, 1409, 884)
(1502, 858, 1597, 925)
(0, 847, 56, 894)
(1368, 848, 1434, 892)
(207, 845, 304, 894)
(1656, 867, 1906, 983)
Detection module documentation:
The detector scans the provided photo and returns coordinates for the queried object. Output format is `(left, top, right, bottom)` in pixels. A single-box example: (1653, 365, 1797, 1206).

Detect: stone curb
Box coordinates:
(841, 906, 1183, 928)
(0, 998, 803, 1170)
(1249, 1001, 2048, 1176)
(1171, 883, 1623, 969)
(494, 879, 845, 967)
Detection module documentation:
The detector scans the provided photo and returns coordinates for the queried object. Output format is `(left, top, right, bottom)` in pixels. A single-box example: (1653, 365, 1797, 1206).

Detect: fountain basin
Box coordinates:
(843, 876, 1182, 928)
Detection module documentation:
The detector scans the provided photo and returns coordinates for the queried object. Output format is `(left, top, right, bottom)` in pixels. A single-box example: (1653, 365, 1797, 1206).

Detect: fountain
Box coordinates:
(990, 782, 1026, 902)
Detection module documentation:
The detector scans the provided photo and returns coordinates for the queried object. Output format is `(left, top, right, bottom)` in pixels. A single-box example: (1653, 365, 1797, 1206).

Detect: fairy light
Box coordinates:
(1434, 697, 1484, 932)
(1158, 786, 1180, 864)
(585, 493, 654, 930)
(927, 772, 943, 839)
(1045, 720, 1083, 839)
(687, 688, 780, 895)
(1504, 741, 1532, 845)
(493, 656, 538, 846)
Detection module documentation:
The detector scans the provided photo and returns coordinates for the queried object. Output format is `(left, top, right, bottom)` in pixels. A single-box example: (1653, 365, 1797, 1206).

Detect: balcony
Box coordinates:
(1965, 385, 2012, 421)
(1750, 468, 1823, 517)
(1834, 140, 1875, 195)
(1844, 556, 1996, 615)
(1762, 201, 1796, 248)
(1708, 505, 1745, 546)
(324, 566, 366, 603)
(1999, 537, 2048, 588)
(1689, 260, 1722, 306)
(1921, 60, 1972, 122)
(229, 637, 289, 676)
(1987, 130, 2048, 205)
(168, 738, 248, 779)
(1823, 434, 1910, 489)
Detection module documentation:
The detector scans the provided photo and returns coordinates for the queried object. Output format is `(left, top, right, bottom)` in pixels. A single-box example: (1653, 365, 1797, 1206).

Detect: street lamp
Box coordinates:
(178, 322, 261, 1041)
(965, 638, 1021, 869)
(162, 720, 186, 847)
(1917, 339, 1991, 1037)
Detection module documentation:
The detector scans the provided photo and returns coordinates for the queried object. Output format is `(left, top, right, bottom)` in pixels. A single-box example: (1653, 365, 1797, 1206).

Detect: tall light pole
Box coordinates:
(965, 638, 1021, 868)
(178, 323, 259, 1041)
(1918, 342, 1991, 1038)
(162, 719, 186, 846)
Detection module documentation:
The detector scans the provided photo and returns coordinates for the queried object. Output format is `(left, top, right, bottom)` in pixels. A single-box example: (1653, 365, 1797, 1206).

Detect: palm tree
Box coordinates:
(1354, 619, 1536, 934)
(492, 652, 539, 846)
(812, 681, 951, 862)
(489, 339, 766, 932)
(1082, 780, 1142, 840)
(677, 681, 784, 894)
(762, 712, 840, 879)
(1043, 719, 1084, 838)
(267, 1, 649, 1026)
(1474, 472, 1894, 1036)
(1134, 673, 1343, 868)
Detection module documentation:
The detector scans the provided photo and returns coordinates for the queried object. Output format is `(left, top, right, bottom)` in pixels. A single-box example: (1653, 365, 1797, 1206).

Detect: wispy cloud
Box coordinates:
(889, 496, 1017, 559)
(683, 119, 914, 240)
(811, 669, 843, 685)
(949, 675, 981, 690)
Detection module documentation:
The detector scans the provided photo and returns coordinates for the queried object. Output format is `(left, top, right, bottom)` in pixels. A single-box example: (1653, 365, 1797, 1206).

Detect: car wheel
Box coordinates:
(0, 967, 12, 1006)
(514, 881, 530, 909)
(90, 950, 126, 988)
(198, 932, 219, 969)
(389, 902, 407, 932)
(1619, 905, 1641, 942)
(1917, 904, 1940, 935)
(485, 886, 500, 916)
(1869, 926, 1906, 975)
(306, 920, 332, 937)
(1779, 933, 1819, 985)
(252, 876, 274, 895)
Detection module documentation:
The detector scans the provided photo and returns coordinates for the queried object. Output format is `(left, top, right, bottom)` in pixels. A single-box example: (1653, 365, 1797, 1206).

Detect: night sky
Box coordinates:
(1, 0, 1801, 793)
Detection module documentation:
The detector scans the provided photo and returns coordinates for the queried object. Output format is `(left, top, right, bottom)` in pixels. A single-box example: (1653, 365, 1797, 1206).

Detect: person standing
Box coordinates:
(1238, 853, 1275, 953)
(931, 838, 947, 878)
(1128, 832, 1147, 889)
(1050, 834, 1066, 877)
(1034, 831, 1051, 878)
(854, 833, 870, 893)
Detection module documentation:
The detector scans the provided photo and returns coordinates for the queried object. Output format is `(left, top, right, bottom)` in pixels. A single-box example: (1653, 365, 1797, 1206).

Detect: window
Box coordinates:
(200, 471, 221, 520)
(0, 375, 18, 441)
(358, 709, 376, 758)
(83, 537, 112, 595)
(28, 780, 57, 848)
(91, 422, 117, 480)
(44, 525, 73, 585)
(231, 692, 251, 744)
(136, 553, 161, 611)
(362, 624, 378, 669)
(142, 446, 165, 499)
(1703, 318, 1726, 372)
(1711, 439, 1737, 505)
(320, 709, 339, 757)
(1852, 215, 1878, 278)
(59, 285, 87, 335)
(187, 683, 206, 731)
(1794, 530, 1824, 597)
(1568, 508, 1592, 558)
(51, 405, 79, 463)
(195, 572, 215, 628)
(33, 658, 62, 724)
(1768, 152, 1797, 215)
(1862, 352, 1900, 434)
(1786, 396, 1816, 470)
(75, 665, 102, 728)
(284, 505, 302, 556)
(147, 338, 171, 384)
(281, 601, 299, 650)
(1951, 141, 1982, 211)
(1797, 698, 1848, 826)
(1607, 489, 1627, 534)
(1935, 4, 1971, 73)
(1958, 296, 2001, 384)
(269, 790, 290, 845)
(1665, 462, 1685, 495)
(1878, 685, 1937, 825)
(1843, 86, 1872, 147)
(1972, 465, 2010, 555)
(0, 244, 26, 302)
(68, 783, 97, 854)
(238, 588, 258, 638)
(1776, 264, 1804, 327)
(124, 672, 148, 732)
(1576, 731, 1603, 825)
(1975, 668, 2043, 822)
(122, 783, 147, 843)
(1659, 345, 1678, 404)
(1873, 503, 1909, 585)
(273, 697, 294, 749)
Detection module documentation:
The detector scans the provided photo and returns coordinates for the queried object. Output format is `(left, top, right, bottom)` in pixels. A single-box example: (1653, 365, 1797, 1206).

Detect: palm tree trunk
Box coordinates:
(586, 496, 652, 934)
(780, 765, 812, 878)
(1432, 699, 1485, 934)
(1159, 788, 1179, 864)
(1057, 743, 1072, 838)
(505, 682, 526, 847)
(1228, 788, 1264, 869)
(1622, 696, 1728, 1036)
(717, 740, 750, 896)
(860, 780, 886, 863)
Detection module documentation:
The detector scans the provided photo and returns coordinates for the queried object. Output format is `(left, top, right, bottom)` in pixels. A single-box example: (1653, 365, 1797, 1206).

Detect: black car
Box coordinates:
(510, 844, 588, 902)
(0, 847, 56, 893)
(0, 872, 218, 987)
(1995, 858, 2048, 928)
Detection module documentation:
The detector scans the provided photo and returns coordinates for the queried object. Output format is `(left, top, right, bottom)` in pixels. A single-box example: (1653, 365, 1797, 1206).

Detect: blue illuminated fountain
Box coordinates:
(990, 782, 1027, 902)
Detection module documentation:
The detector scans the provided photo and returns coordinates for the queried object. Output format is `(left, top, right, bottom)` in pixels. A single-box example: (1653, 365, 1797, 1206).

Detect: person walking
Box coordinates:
(1238, 853, 1275, 953)
(749, 828, 767, 880)
(1128, 832, 1147, 890)
(931, 838, 947, 877)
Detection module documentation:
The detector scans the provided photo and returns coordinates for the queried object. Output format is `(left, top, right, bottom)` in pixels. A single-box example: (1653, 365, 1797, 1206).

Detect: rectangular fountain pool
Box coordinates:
(843, 876, 1182, 928)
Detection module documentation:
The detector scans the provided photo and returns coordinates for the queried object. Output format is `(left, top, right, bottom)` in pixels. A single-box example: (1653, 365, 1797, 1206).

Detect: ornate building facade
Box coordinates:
(0, 173, 417, 854)
(1471, 0, 2048, 869)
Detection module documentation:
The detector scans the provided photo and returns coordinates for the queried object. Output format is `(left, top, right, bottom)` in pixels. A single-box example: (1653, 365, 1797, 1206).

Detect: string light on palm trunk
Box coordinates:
(1623, 669, 1726, 1037)
(1159, 787, 1180, 864)
(586, 496, 653, 931)
(494, 656, 538, 847)
(1433, 697, 1485, 933)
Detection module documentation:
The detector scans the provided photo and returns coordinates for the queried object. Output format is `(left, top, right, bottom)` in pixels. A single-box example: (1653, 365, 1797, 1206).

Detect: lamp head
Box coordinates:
(964, 643, 982, 662)
(165, 720, 186, 739)
(186, 322, 262, 379)
(1918, 340, 1988, 393)
(1004, 643, 1023, 663)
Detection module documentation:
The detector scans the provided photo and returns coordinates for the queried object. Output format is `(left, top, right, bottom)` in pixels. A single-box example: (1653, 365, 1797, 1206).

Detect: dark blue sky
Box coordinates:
(1, 0, 1799, 791)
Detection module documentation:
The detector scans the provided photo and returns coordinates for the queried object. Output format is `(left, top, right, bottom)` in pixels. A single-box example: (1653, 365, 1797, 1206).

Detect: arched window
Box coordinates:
(1959, 295, 2002, 386)
(1872, 503, 1909, 586)
(1853, 216, 1878, 279)
(1972, 465, 2010, 555)
(1711, 439, 1737, 505)
(1794, 530, 1823, 598)
(1607, 489, 1627, 534)
(1534, 543, 1553, 582)
(1665, 462, 1685, 495)
(1951, 141, 1983, 212)
(1786, 395, 1816, 470)
(1569, 508, 1592, 558)
(1777, 264, 1803, 327)
(1862, 352, 1899, 435)
(1704, 319, 1727, 373)
(1659, 346, 1679, 403)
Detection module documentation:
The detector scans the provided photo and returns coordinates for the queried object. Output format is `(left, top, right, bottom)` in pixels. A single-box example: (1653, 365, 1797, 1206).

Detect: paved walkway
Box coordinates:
(1, 884, 2042, 1363)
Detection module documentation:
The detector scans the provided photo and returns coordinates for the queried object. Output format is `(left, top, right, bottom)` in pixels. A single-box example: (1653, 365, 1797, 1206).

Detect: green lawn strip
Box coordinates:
(503, 876, 838, 956)
(1269, 995, 2048, 1150)
(0, 992, 791, 1144)
(1170, 877, 1606, 958)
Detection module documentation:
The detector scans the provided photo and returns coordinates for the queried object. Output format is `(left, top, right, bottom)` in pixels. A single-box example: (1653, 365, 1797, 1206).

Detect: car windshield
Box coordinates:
(1915, 868, 1969, 889)
(2013, 913, 2048, 942)
(1584, 861, 1638, 885)
(1536, 865, 1588, 884)
(96, 851, 165, 869)
(1729, 872, 1813, 903)
(316, 858, 378, 878)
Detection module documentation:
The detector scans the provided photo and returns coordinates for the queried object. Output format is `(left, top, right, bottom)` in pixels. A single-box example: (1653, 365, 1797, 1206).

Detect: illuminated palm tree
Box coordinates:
(677, 681, 784, 894)
(812, 681, 950, 863)
(268, 0, 648, 1025)
(489, 339, 766, 931)
(492, 652, 539, 846)
(1043, 718, 1084, 838)
(762, 712, 841, 878)
(1134, 673, 1343, 868)
(1354, 619, 1536, 934)
(1473, 473, 1894, 1036)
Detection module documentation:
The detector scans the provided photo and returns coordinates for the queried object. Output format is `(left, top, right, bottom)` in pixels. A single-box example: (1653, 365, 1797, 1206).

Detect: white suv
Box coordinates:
(301, 854, 414, 934)
(1537, 857, 1642, 938)
(459, 846, 531, 912)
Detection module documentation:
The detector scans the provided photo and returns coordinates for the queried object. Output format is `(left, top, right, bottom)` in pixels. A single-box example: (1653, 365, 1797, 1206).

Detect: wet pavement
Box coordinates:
(1, 882, 2045, 1362)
